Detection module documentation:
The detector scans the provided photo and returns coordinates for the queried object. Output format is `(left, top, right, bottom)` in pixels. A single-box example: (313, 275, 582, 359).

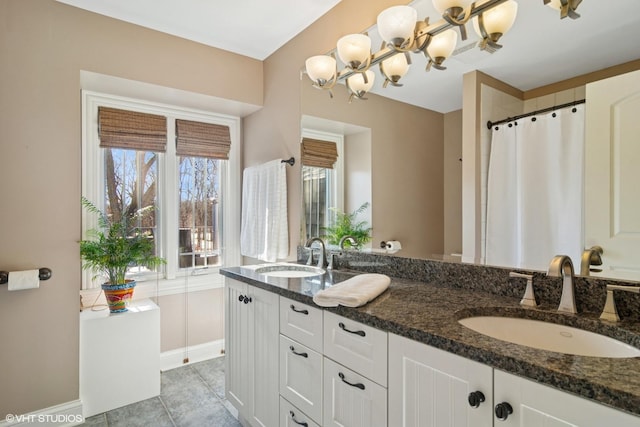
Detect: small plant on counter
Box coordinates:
(322, 202, 372, 249)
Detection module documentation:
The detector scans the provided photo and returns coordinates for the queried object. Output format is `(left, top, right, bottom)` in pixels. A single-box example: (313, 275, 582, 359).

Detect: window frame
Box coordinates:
(300, 128, 344, 241)
(81, 91, 241, 296)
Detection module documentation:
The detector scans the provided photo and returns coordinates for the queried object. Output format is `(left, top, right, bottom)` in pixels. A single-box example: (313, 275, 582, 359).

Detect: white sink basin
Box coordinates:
(459, 316, 640, 358)
(253, 264, 325, 278)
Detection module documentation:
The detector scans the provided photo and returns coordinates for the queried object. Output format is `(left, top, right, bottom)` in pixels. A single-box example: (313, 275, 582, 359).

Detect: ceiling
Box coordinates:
(57, 0, 640, 113)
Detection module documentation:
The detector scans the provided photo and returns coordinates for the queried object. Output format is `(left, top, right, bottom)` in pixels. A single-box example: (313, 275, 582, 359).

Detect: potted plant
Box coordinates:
(80, 197, 165, 313)
(322, 202, 372, 249)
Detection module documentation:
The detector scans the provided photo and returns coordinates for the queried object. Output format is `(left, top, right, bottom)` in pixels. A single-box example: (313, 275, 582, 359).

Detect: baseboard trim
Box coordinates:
(0, 400, 83, 427)
(160, 339, 225, 372)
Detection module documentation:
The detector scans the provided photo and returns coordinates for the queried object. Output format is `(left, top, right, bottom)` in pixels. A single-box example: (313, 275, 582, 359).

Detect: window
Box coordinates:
(82, 91, 240, 293)
(300, 130, 343, 242)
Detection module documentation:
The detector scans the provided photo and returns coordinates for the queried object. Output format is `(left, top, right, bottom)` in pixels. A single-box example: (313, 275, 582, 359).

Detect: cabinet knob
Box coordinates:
(495, 402, 513, 421)
(238, 294, 244, 302)
(243, 296, 252, 304)
(468, 391, 485, 408)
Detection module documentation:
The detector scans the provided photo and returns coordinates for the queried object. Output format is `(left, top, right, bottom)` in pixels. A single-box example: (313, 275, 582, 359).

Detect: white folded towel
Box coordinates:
(313, 273, 390, 308)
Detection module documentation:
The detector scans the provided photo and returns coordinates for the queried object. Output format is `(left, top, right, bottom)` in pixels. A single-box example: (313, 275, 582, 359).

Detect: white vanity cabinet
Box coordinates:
(388, 334, 493, 427)
(389, 333, 640, 427)
(323, 312, 388, 427)
(493, 369, 640, 427)
(225, 278, 279, 427)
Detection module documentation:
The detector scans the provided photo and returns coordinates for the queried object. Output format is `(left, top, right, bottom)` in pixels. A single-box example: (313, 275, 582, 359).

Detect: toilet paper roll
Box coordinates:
(385, 240, 402, 253)
(8, 269, 40, 291)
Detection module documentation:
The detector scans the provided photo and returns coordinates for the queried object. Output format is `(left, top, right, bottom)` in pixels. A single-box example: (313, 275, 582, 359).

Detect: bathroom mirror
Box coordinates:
(299, 0, 640, 281)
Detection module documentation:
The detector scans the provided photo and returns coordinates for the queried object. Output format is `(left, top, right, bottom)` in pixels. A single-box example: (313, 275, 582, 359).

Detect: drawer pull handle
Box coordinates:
(338, 322, 366, 337)
(339, 372, 365, 390)
(289, 345, 308, 358)
(290, 304, 309, 315)
(289, 410, 308, 427)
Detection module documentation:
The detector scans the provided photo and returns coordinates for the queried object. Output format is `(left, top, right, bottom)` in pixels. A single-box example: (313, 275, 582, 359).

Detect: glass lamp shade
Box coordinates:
(337, 34, 371, 68)
(377, 6, 418, 46)
(432, 0, 474, 14)
(472, 0, 518, 36)
(347, 70, 375, 93)
(427, 29, 457, 59)
(305, 55, 336, 82)
(381, 53, 409, 79)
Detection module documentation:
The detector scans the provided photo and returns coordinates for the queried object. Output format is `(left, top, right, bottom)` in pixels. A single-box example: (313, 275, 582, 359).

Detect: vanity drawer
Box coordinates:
(280, 396, 321, 427)
(279, 335, 323, 423)
(280, 296, 323, 352)
(323, 311, 388, 387)
(323, 357, 387, 427)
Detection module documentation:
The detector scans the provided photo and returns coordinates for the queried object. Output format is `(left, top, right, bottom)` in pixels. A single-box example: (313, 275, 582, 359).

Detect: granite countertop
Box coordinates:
(220, 265, 640, 417)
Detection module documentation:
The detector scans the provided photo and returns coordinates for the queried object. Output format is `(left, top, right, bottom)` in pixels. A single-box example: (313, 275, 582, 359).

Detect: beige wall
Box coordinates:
(158, 289, 224, 353)
(0, 0, 261, 417)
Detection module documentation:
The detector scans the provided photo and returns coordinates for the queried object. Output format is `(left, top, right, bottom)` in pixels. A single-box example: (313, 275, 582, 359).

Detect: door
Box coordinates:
(388, 334, 493, 427)
(585, 69, 640, 280)
(225, 278, 250, 414)
(494, 369, 640, 426)
(247, 285, 280, 427)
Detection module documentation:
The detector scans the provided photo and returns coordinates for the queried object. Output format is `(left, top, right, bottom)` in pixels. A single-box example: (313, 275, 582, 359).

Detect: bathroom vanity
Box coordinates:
(221, 258, 640, 427)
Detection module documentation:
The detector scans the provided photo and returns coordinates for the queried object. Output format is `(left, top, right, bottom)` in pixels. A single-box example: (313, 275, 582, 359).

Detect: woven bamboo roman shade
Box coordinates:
(98, 106, 167, 152)
(175, 119, 231, 160)
(301, 138, 338, 169)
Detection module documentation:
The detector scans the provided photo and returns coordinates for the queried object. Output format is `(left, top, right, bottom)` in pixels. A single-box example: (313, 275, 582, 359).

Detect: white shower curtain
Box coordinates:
(486, 104, 585, 271)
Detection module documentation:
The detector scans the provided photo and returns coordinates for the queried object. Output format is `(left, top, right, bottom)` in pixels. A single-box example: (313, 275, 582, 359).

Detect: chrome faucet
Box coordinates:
(339, 235, 357, 250)
(304, 237, 327, 269)
(547, 255, 577, 314)
(580, 245, 603, 276)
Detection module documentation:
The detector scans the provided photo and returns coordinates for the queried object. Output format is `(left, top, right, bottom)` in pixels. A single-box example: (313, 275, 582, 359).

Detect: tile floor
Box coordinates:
(82, 357, 241, 427)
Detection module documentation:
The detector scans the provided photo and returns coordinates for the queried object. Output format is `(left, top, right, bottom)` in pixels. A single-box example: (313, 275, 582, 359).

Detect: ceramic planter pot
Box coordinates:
(102, 280, 136, 313)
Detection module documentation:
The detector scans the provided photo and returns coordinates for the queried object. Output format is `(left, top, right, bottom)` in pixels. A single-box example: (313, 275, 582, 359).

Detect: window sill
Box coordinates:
(79, 271, 224, 306)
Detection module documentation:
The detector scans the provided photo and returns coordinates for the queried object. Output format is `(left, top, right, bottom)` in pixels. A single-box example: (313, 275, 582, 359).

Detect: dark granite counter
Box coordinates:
(221, 260, 640, 418)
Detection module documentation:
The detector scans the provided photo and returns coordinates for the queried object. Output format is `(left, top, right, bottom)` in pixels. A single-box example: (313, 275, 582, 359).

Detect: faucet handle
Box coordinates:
(600, 284, 640, 322)
(509, 272, 537, 307)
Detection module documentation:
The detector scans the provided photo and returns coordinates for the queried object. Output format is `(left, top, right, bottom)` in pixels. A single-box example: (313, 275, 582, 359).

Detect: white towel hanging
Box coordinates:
(240, 159, 289, 262)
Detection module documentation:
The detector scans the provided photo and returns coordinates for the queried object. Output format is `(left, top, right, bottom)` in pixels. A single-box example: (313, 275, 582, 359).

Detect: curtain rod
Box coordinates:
(487, 99, 586, 130)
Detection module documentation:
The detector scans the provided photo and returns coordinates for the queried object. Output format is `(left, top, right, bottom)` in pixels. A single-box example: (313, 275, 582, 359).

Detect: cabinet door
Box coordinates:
(247, 285, 280, 427)
(323, 357, 387, 427)
(225, 278, 250, 414)
(388, 334, 493, 427)
(494, 369, 640, 427)
(279, 334, 323, 423)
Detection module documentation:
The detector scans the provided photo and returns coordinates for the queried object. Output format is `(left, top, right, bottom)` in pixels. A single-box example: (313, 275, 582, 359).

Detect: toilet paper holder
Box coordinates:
(0, 268, 52, 285)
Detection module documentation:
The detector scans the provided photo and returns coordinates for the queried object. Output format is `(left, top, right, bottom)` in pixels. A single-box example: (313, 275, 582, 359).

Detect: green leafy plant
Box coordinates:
(322, 202, 372, 248)
(80, 197, 165, 285)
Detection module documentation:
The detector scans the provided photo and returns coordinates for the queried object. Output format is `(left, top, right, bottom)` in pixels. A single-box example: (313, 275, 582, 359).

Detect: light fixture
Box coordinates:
(377, 6, 418, 51)
(337, 34, 371, 72)
(432, 0, 474, 40)
(346, 70, 375, 103)
(305, 55, 337, 97)
(380, 53, 410, 87)
(544, 0, 582, 19)
(472, 0, 518, 52)
(304, 0, 583, 103)
(426, 29, 457, 71)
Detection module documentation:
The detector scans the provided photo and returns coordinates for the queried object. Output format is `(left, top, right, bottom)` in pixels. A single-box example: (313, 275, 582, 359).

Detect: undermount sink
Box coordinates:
(253, 263, 325, 278)
(459, 316, 640, 358)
